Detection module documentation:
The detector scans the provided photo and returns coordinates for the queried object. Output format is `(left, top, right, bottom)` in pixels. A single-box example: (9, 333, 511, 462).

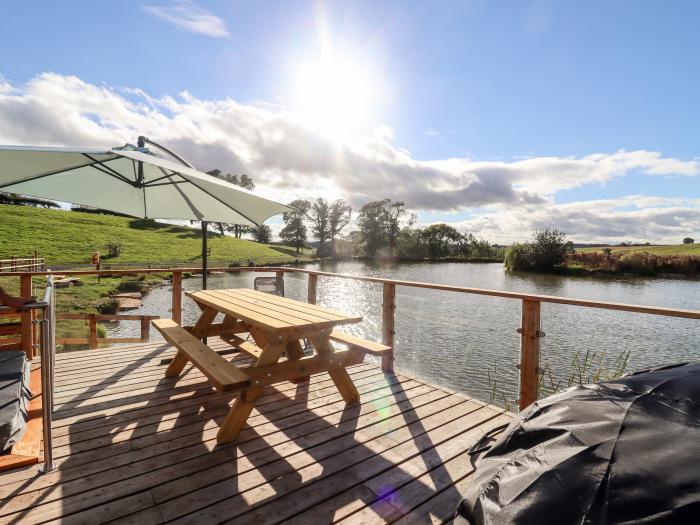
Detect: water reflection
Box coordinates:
(106, 261, 700, 405)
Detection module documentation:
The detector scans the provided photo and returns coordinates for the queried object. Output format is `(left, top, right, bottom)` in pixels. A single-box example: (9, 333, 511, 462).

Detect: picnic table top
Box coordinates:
(186, 288, 362, 335)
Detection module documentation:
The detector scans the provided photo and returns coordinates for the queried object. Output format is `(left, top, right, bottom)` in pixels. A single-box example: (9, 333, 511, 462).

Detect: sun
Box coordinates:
(292, 56, 378, 140)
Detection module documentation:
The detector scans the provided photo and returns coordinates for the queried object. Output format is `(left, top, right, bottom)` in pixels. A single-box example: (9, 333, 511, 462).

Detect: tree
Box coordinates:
(683, 237, 695, 244)
(385, 200, 406, 255)
(328, 199, 352, 256)
(357, 200, 389, 257)
(279, 199, 310, 253)
(308, 198, 331, 257)
(206, 169, 256, 238)
(251, 224, 272, 244)
(419, 224, 462, 258)
(356, 199, 406, 257)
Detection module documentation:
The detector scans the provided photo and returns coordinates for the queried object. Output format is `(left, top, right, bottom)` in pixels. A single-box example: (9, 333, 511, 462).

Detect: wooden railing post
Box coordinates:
(381, 283, 396, 372)
(307, 273, 318, 305)
(140, 317, 150, 342)
(519, 299, 541, 410)
(88, 313, 98, 349)
(171, 271, 183, 325)
(20, 274, 33, 359)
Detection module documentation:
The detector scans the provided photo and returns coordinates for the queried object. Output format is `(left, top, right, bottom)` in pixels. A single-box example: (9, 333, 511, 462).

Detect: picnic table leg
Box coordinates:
(165, 307, 218, 377)
(309, 334, 360, 404)
(217, 337, 287, 444)
(286, 339, 309, 383)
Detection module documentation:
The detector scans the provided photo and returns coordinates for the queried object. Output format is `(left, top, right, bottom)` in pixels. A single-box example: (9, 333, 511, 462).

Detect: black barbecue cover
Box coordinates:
(454, 362, 700, 525)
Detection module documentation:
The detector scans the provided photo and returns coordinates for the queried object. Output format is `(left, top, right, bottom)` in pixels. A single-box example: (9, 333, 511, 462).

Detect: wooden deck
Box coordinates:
(0, 339, 512, 525)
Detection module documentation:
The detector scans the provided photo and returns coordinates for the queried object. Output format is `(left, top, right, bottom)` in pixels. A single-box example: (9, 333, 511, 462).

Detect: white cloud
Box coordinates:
(446, 197, 700, 244)
(142, 1, 229, 38)
(0, 72, 698, 242)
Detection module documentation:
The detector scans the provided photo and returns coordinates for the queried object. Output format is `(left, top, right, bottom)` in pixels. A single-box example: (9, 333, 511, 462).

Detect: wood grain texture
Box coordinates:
(0, 340, 512, 524)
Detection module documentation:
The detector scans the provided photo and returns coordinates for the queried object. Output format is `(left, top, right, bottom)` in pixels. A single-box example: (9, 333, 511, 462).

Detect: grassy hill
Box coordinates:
(0, 204, 311, 266)
(577, 244, 699, 256)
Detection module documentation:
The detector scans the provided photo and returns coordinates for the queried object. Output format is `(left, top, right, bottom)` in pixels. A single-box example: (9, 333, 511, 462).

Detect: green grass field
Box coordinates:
(0, 204, 312, 266)
(577, 244, 699, 256)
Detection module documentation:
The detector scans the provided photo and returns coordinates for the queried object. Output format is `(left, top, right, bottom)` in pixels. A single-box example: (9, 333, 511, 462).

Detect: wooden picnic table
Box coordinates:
(158, 288, 365, 444)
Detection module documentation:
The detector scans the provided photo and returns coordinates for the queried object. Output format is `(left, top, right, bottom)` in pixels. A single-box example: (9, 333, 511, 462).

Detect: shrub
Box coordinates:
(97, 299, 119, 315)
(106, 243, 122, 257)
(683, 237, 695, 244)
(504, 228, 569, 272)
(613, 252, 659, 276)
(530, 228, 569, 271)
(504, 243, 533, 271)
(116, 280, 146, 293)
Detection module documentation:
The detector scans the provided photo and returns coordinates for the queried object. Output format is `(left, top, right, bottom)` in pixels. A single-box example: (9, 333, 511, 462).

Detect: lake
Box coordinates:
(107, 261, 700, 406)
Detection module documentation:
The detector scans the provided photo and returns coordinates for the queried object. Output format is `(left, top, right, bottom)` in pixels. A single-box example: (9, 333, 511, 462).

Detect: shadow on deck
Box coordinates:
(0, 340, 512, 524)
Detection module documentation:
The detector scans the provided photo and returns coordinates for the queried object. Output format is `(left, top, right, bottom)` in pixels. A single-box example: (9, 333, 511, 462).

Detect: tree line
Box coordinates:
(280, 197, 503, 260)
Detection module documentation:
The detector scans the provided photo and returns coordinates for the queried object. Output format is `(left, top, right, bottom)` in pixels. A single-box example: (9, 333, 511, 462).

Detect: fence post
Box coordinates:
(88, 314, 98, 349)
(519, 299, 541, 410)
(171, 271, 183, 325)
(20, 274, 33, 359)
(307, 273, 318, 305)
(140, 317, 151, 343)
(381, 282, 395, 372)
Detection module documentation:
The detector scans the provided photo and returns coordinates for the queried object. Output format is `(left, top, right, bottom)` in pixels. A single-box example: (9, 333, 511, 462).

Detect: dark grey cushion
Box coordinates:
(0, 351, 31, 452)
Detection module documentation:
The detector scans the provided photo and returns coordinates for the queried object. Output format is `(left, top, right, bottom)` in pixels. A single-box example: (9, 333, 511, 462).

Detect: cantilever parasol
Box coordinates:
(0, 136, 292, 288)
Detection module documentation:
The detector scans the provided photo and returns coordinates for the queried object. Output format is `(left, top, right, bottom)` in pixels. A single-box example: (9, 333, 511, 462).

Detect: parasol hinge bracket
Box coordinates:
(516, 328, 545, 338)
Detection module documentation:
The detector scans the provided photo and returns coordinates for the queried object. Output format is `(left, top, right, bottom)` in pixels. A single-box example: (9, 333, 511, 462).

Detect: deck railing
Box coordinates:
(3, 266, 700, 410)
(0, 255, 45, 273)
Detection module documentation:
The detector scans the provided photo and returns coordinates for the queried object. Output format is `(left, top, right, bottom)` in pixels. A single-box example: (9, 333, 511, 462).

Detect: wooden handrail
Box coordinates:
(6, 264, 700, 411)
(6, 265, 699, 319)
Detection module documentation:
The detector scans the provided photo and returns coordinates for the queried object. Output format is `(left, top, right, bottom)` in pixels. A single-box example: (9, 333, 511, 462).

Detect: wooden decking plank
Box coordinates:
(49, 365, 379, 448)
(53, 366, 380, 445)
(225, 403, 497, 525)
(164, 396, 480, 524)
(0, 371, 401, 496)
(51, 375, 418, 462)
(0, 376, 413, 508)
(0, 365, 382, 488)
(336, 414, 512, 524)
(0, 381, 440, 522)
(53, 352, 255, 403)
(150, 387, 447, 505)
(52, 366, 380, 442)
(391, 465, 478, 525)
(50, 369, 391, 463)
(0, 341, 513, 525)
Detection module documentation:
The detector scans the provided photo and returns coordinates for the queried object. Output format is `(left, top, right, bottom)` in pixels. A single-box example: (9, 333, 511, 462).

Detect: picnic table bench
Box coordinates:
(153, 288, 391, 444)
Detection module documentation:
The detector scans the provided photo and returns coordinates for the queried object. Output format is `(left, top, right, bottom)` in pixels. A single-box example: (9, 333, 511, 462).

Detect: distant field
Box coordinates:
(577, 244, 699, 256)
(0, 204, 313, 266)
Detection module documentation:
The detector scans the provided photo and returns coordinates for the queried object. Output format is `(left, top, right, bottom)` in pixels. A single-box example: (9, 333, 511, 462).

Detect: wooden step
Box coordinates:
(330, 330, 392, 356)
(152, 319, 250, 393)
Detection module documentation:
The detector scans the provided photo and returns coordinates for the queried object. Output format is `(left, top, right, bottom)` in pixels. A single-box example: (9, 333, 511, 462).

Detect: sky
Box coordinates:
(1, 0, 699, 243)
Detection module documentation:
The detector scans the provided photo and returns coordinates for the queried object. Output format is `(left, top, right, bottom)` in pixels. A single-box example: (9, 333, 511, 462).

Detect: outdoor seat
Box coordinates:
(153, 319, 251, 393)
(329, 330, 392, 357)
(253, 276, 285, 296)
